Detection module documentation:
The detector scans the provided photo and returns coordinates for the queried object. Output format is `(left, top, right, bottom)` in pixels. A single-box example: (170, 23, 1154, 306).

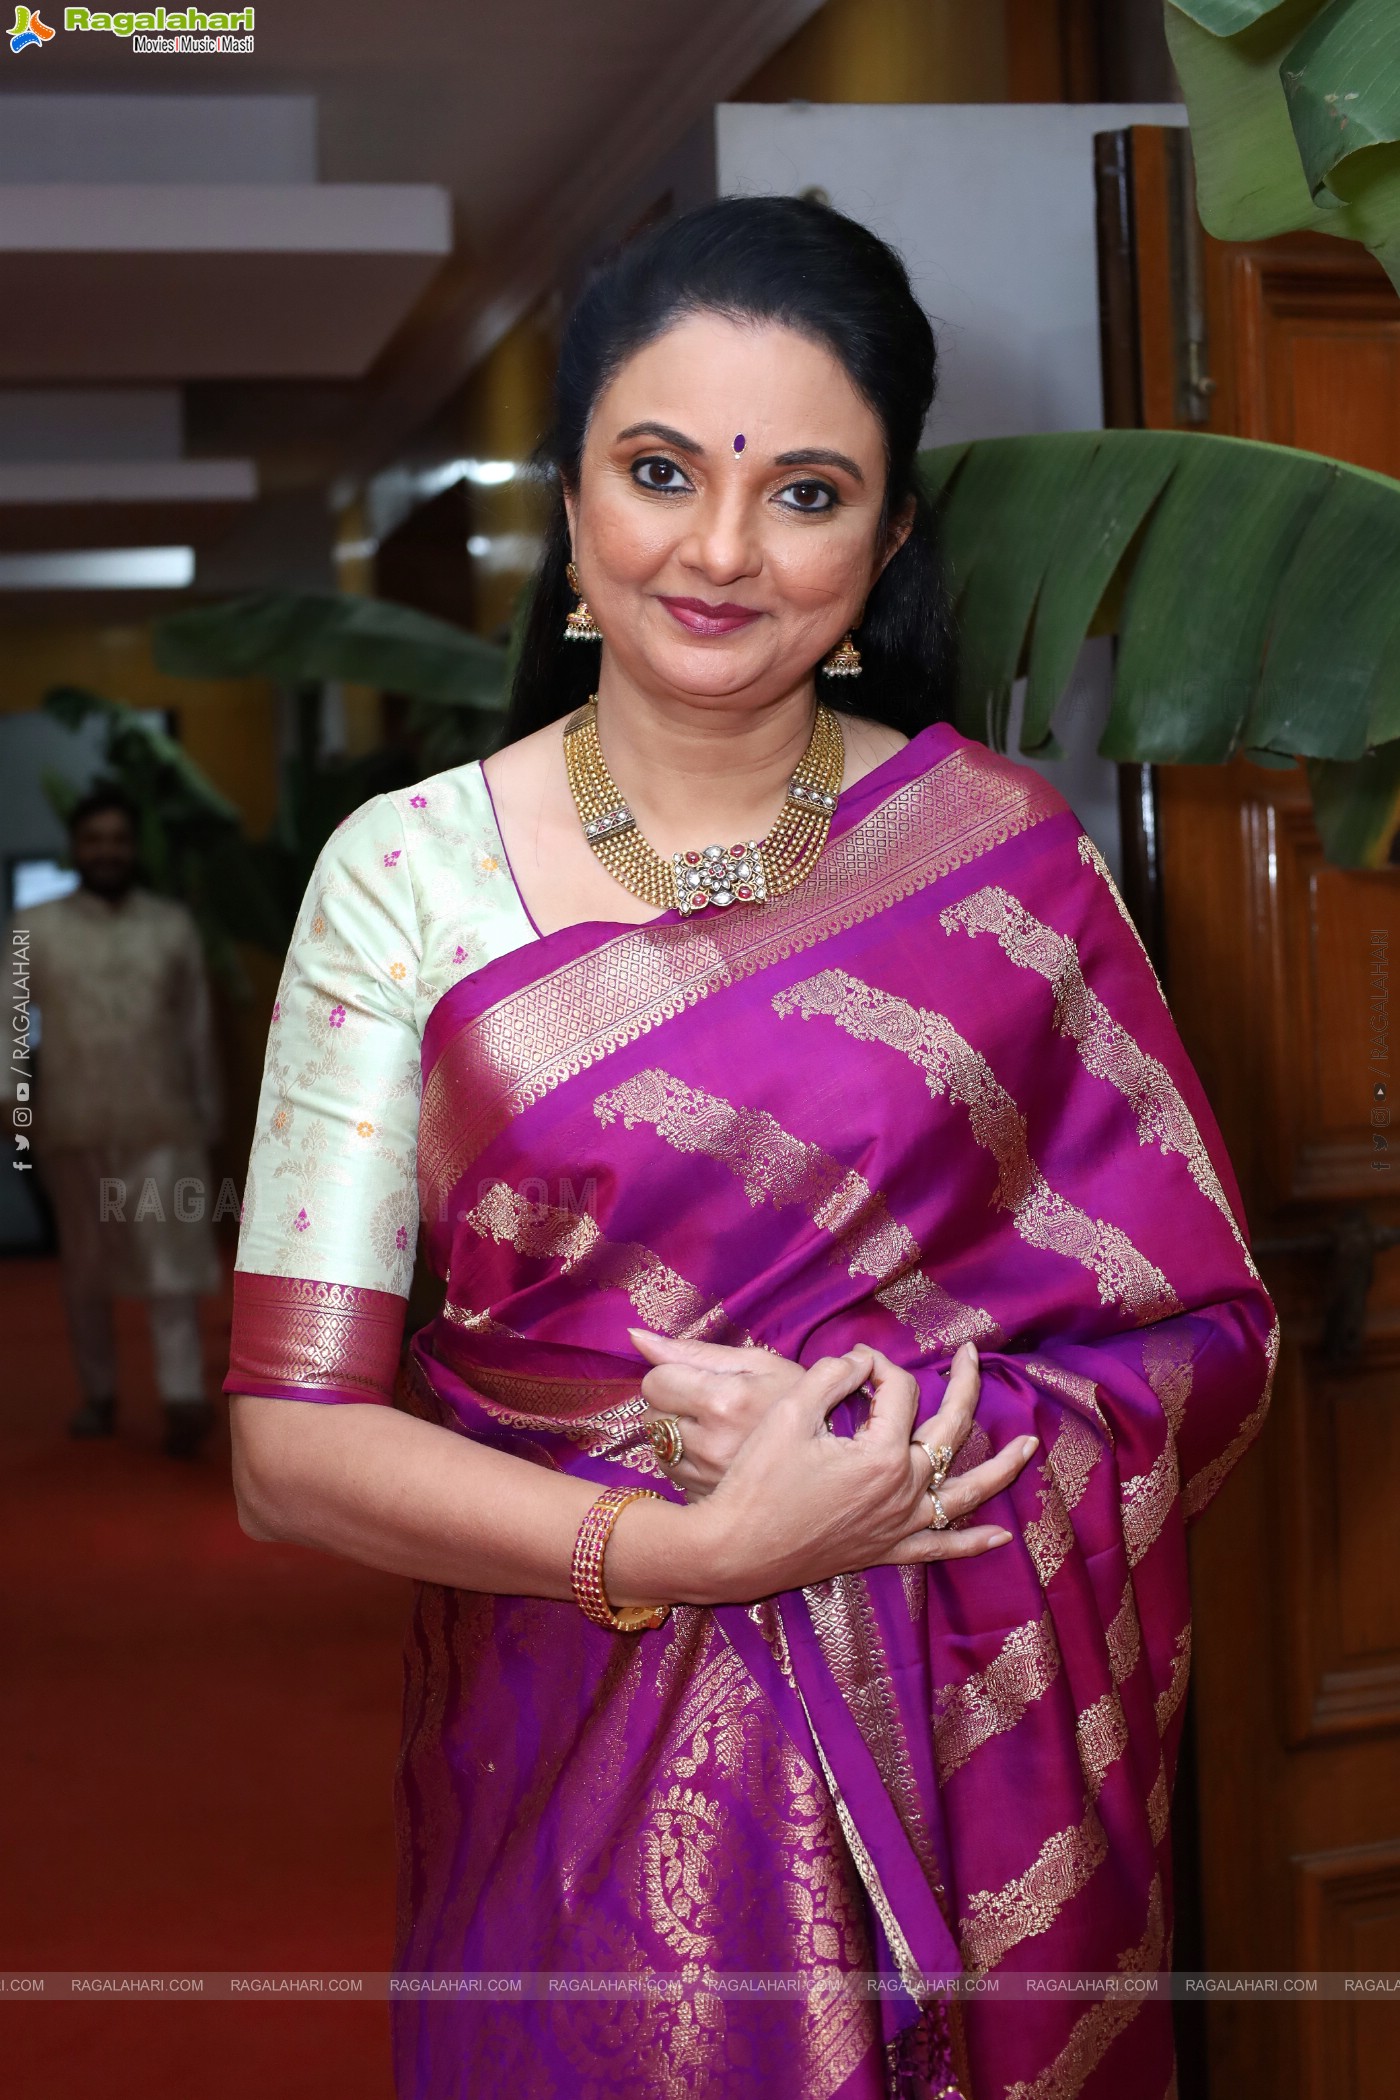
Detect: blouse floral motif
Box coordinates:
(233, 766, 536, 1337)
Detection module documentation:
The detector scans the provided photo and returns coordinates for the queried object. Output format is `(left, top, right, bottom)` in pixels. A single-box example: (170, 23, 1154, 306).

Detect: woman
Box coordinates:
(227, 197, 1276, 2100)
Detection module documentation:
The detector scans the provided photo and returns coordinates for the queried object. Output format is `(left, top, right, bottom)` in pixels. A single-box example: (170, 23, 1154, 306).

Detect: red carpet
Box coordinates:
(0, 1260, 407, 2097)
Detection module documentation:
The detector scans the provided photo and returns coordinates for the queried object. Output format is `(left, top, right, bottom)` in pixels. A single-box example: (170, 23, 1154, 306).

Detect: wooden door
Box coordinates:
(1099, 129, 1400, 2100)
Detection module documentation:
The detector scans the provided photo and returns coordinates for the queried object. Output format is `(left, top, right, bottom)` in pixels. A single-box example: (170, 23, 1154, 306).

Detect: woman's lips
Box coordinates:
(658, 596, 761, 637)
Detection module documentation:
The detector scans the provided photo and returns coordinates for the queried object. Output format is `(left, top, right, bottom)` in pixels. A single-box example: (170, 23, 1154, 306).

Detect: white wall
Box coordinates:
(715, 102, 1189, 877)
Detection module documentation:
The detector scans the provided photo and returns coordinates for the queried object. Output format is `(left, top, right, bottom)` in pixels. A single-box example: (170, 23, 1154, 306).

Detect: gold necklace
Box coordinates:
(564, 693, 844, 916)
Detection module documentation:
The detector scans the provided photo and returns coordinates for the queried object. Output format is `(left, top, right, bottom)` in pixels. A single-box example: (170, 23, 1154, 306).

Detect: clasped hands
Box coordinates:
(630, 1327, 1035, 1592)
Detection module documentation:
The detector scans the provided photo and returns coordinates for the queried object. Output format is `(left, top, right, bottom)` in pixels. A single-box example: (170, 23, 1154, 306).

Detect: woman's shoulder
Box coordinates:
(294, 757, 534, 1007)
(922, 721, 1078, 822)
(314, 760, 496, 877)
(840, 712, 908, 786)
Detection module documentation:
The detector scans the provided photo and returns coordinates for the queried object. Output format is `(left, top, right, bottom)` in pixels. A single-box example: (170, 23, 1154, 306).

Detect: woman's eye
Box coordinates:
(632, 456, 691, 492)
(779, 480, 837, 513)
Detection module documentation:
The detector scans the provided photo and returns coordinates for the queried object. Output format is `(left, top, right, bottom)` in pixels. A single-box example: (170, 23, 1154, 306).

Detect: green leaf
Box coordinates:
(1329, 142, 1400, 289)
(932, 433, 1101, 746)
(1283, 0, 1400, 201)
(1166, 0, 1400, 296)
(1306, 744, 1400, 864)
(1022, 435, 1181, 747)
(919, 429, 1400, 855)
(1107, 438, 1330, 760)
(42, 686, 243, 824)
(154, 591, 510, 710)
(39, 765, 81, 828)
(1166, 0, 1339, 240)
(917, 439, 972, 505)
(1241, 465, 1400, 755)
(1172, 0, 1294, 31)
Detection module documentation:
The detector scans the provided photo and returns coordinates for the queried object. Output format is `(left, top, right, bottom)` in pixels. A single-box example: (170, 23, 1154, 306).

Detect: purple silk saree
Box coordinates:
(387, 723, 1274, 2099)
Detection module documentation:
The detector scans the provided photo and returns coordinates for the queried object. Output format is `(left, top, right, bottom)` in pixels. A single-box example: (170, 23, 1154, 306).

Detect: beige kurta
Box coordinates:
(21, 886, 222, 1298)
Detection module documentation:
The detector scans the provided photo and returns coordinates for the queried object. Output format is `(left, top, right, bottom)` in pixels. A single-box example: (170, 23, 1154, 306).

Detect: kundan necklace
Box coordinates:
(564, 693, 844, 916)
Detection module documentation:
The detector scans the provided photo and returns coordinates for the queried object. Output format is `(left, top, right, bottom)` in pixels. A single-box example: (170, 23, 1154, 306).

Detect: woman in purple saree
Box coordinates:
(228, 198, 1275, 2100)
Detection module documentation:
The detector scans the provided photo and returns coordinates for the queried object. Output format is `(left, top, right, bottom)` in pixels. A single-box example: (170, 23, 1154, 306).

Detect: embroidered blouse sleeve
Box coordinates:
(225, 795, 422, 1405)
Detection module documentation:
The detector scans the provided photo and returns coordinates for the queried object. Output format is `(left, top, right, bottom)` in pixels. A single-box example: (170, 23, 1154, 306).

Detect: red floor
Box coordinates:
(0, 1261, 407, 2097)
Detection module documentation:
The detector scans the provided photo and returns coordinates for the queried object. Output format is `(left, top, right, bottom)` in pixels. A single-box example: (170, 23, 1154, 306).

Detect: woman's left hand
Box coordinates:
(630, 1328, 809, 1498)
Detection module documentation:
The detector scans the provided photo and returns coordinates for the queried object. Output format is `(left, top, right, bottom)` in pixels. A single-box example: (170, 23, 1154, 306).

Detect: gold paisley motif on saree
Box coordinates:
(1154, 1625, 1192, 1738)
(593, 1066, 999, 1352)
(462, 1179, 744, 1343)
(1183, 1312, 1280, 1518)
(773, 969, 1179, 1323)
(1023, 1356, 1111, 1441)
(415, 1603, 878, 2100)
(1141, 1325, 1194, 1442)
(1023, 1413, 1106, 1589)
(932, 1610, 1062, 1785)
(1075, 832, 1167, 1002)
(1121, 1441, 1181, 1570)
(1106, 1580, 1144, 1688)
(1146, 1754, 1171, 1847)
(1001, 1875, 1166, 2100)
(1074, 1688, 1131, 1800)
(940, 885, 1256, 1273)
(958, 1803, 1110, 1976)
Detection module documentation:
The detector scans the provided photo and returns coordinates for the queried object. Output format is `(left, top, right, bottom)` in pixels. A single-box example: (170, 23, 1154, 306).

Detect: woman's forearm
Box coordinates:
(228, 1393, 724, 1608)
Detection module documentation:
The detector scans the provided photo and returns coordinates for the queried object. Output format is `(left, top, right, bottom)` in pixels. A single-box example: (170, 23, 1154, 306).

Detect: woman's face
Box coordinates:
(563, 312, 912, 711)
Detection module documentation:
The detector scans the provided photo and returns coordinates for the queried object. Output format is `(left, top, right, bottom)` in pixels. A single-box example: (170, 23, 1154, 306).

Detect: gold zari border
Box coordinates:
(227, 1269, 404, 1403)
(417, 745, 1062, 1215)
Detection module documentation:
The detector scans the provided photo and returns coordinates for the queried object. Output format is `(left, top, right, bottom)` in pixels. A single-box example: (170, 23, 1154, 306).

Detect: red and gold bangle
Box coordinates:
(570, 1486, 672, 1633)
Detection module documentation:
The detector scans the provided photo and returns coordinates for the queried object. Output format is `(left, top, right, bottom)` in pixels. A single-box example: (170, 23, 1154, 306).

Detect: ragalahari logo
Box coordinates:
(8, 6, 55, 48)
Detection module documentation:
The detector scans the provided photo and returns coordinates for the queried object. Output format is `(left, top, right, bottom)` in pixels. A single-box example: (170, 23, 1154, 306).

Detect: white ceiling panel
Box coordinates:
(0, 94, 317, 182)
(0, 183, 451, 379)
(0, 386, 183, 460)
(0, 458, 256, 549)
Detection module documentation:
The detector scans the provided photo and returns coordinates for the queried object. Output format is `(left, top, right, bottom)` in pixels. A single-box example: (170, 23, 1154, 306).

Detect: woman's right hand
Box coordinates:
(684, 1339, 1036, 1604)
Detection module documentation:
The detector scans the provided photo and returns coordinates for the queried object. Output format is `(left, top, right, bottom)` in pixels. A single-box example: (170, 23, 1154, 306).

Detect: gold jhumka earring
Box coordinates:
(821, 631, 862, 677)
(564, 560, 602, 641)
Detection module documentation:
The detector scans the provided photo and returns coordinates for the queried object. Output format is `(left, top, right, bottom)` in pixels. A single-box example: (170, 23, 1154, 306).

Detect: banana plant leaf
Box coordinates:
(920, 427, 1400, 866)
(44, 683, 243, 828)
(1166, 0, 1400, 292)
(154, 590, 510, 712)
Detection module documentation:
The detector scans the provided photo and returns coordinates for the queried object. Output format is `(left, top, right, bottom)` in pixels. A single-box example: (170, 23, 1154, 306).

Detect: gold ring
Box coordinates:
(647, 1415, 685, 1468)
(919, 1441, 954, 1490)
(928, 1489, 952, 1532)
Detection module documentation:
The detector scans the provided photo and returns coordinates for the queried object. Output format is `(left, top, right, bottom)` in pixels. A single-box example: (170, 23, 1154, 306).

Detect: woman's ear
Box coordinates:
(877, 494, 916, 577)
(562, 482, 578, 560)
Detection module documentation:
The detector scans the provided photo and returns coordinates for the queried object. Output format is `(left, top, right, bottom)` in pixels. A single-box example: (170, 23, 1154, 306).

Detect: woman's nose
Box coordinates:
(677, 489, 763, 585)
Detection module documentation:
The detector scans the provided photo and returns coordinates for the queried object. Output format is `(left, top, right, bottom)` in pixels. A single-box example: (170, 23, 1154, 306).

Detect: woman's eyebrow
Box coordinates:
(615, 421, 704, 453)
(774, 446, 865, 483)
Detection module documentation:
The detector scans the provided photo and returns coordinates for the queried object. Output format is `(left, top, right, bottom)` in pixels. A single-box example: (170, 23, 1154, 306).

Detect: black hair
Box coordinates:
(68, 782, 140, 836)
(505, 193, 954, 741)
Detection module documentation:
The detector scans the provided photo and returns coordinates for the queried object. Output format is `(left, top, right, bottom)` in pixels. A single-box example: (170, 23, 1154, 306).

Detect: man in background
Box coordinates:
(26, 785, 222, 1459)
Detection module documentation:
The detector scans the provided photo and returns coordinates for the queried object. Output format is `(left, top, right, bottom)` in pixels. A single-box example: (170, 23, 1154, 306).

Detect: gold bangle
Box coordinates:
(570, 1486, 673, 1633)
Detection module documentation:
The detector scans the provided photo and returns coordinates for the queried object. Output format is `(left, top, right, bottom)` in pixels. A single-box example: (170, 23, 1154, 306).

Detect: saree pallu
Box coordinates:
(391, 724, 1276, 2100)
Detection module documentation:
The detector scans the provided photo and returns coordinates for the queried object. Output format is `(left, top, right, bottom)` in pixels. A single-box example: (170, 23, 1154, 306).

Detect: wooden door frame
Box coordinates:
(1096, 122, 1400, 2100)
